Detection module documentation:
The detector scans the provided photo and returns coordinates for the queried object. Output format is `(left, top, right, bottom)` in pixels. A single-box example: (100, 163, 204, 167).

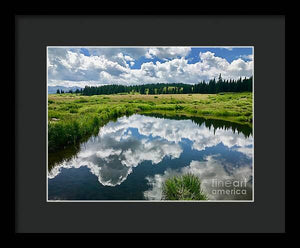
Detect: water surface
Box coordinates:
(48, 114, 253, 201)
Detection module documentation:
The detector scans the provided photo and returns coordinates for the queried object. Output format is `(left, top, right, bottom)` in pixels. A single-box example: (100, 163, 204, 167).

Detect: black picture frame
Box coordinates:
(13, 12, 286, 236)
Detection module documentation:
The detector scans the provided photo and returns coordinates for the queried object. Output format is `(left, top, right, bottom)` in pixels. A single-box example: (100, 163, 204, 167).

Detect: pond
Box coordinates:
(48, 114, 253, 201)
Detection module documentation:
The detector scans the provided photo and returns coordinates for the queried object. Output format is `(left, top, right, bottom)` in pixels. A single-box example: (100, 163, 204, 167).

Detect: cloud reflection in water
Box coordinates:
(48, 114, 253, 196)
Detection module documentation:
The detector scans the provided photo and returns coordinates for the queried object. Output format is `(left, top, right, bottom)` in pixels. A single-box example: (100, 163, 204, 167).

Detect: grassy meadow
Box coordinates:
(48, 92, 253, 153)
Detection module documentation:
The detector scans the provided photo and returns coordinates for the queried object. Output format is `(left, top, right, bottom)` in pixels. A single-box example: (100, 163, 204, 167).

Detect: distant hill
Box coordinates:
(48, 86, 83, 94)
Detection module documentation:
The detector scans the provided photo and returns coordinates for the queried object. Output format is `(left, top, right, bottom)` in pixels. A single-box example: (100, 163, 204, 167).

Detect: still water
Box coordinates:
(48, 114, 253, 201)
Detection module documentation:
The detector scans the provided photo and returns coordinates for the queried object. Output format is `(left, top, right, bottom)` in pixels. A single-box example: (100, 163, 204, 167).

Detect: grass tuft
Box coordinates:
(162, 173, 208, 200)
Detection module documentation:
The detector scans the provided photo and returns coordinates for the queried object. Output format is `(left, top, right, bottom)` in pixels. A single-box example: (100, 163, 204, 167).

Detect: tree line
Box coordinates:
(56, 88, 83, 94)
(57, 75, 252, 95)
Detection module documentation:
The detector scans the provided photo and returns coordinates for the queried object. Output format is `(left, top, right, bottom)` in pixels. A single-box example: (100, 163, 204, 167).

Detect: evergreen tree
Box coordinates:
(80, 77, 253, 96)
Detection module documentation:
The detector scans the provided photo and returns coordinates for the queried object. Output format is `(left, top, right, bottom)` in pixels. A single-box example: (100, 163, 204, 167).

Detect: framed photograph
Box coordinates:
(47, 46, 254, 202)
(14, 14, 285, 234)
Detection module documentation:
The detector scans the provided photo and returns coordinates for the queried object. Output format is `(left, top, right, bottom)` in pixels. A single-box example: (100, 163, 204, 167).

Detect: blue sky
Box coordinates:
(130, 47, 253, 69)
(48, 47, 253, 88)
(187, 47, 253, 63)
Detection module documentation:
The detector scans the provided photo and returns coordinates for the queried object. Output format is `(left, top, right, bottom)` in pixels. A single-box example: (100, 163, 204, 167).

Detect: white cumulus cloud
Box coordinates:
(48, 47, 253, 87)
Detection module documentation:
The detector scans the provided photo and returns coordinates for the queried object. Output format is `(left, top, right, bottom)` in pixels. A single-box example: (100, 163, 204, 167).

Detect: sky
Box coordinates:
(47, 47, 253, 88)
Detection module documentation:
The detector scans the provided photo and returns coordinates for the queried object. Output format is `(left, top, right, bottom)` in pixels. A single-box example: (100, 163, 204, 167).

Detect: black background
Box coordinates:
(15, 15, 285, 233)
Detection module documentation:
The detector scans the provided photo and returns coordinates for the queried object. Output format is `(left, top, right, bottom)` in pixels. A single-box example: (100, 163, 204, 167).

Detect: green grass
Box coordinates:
(48, 92, 252, 153)
(48, 102, 139, 152)
(162, 173, 208, 200)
